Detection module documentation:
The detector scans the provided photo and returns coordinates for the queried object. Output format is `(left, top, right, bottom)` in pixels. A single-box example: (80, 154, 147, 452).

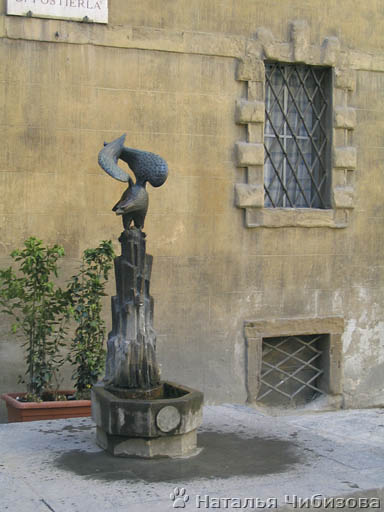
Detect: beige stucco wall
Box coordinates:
(1, 0, 384, 421)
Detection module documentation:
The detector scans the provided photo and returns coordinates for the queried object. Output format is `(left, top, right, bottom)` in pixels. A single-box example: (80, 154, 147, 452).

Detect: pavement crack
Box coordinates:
(41, 498, 56, 512)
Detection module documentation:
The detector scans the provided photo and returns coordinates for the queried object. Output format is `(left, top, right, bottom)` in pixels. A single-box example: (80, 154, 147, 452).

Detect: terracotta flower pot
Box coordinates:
(1, 391, 91, 423)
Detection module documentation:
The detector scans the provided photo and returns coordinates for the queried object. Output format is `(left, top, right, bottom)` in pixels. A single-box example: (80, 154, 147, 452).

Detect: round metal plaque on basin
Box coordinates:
(156, 405, 181, 432)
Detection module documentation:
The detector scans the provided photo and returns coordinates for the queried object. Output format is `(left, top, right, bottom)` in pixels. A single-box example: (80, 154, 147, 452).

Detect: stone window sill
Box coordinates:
(243, 207, 350, 229)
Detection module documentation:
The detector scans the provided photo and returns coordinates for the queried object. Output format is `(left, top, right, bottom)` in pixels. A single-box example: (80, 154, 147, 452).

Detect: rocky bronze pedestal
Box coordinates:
(92, 227, 203, 458)
(103, 228, 160, 390)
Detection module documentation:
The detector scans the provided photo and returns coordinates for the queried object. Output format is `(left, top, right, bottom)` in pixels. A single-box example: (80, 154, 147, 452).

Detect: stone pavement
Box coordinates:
(0, 405, 383, 512)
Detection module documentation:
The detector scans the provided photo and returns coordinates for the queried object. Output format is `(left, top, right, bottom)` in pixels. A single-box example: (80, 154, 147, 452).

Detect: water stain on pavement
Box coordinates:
(39, 424, 94, 435)
(55, 432, 300, 483)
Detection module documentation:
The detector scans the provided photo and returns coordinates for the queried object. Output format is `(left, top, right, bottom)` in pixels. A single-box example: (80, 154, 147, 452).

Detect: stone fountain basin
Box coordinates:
(91, 381, 204, 457)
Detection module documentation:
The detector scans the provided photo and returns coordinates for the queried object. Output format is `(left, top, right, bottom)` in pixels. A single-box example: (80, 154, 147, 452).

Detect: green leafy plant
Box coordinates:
(67, 240, 115, 399)
(0, 237, 115, 404)
(0, 237, 70, 400)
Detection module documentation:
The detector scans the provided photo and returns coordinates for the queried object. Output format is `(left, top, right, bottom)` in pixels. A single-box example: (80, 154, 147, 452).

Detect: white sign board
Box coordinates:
(6, 0, 108, 24)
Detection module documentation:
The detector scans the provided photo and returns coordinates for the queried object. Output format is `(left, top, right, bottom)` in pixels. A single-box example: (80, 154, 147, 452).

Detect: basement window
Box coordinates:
(264, 62, 332, 208)
(257, 334, 327, 406)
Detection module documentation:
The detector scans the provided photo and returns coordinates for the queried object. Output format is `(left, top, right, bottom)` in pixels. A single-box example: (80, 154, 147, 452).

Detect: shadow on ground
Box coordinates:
(55, 431, 301, 483)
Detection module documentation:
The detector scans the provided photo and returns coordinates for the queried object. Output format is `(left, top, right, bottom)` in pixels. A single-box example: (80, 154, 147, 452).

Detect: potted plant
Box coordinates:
(0, 237, 73, 421)
(0, 237, 114, 422)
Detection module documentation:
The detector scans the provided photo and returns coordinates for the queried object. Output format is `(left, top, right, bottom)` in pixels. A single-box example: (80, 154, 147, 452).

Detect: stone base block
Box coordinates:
(92, 381, 203, 438)
(92, 381, 204, 458)
(96, 427, 198, 458)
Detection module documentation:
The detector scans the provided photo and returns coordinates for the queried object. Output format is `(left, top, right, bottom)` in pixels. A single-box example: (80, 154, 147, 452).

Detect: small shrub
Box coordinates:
(0, 237, 70, 399)
(67, 240, 115, 398)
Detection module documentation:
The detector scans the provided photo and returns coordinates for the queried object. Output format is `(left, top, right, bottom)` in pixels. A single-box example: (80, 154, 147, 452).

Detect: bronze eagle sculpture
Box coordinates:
(98, 134, 168, 230)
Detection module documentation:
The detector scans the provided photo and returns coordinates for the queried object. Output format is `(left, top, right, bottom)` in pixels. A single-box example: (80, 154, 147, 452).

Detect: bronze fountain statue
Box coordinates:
(92, 134, 203, 458)
(97, 134, 167, 392)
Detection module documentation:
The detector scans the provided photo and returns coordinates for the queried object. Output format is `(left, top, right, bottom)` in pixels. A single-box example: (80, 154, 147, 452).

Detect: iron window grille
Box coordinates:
(257, 334, 326, 406)
(264, 62, 332, 208)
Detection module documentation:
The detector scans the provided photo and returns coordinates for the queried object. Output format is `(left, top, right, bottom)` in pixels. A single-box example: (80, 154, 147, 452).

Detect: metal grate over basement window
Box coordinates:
(257, 334, 327, 406)
(264, 62, 332, 209)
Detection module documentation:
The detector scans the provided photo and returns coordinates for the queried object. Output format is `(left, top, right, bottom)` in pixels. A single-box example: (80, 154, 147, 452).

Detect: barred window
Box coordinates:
(257, 334, 327, 407)
(264, 62, 332, 208)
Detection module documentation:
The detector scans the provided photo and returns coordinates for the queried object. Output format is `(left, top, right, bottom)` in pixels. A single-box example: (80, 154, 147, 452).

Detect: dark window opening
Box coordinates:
(257, 334, 328, 406)
(264, 62, 332, 208)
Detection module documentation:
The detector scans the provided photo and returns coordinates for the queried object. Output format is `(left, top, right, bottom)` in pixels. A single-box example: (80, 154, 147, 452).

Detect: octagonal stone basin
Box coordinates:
(91, 381, 204, 458)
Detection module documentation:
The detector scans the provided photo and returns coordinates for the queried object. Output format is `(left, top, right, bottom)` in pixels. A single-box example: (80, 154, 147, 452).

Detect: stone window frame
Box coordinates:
(244, 316, 344, 405)
(234, 21, 357, 229)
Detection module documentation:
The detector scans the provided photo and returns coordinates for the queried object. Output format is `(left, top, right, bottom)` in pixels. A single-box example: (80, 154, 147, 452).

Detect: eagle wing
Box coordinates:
(98, 134, 131, 183)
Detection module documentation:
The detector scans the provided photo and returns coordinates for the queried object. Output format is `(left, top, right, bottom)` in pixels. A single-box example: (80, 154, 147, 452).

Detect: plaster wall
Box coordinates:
(0, 0, 383, 421)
